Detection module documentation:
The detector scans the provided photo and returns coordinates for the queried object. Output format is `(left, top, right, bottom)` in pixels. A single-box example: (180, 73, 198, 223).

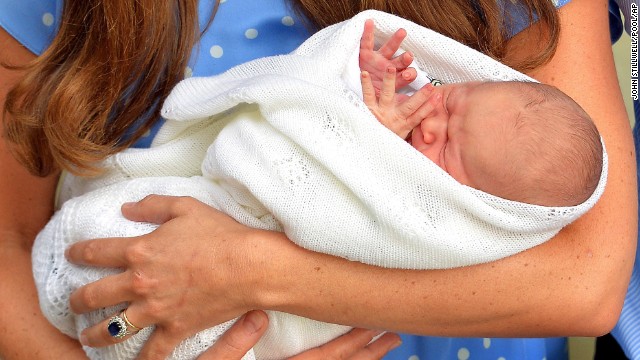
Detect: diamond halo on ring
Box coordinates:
(107, 311, 139, 339)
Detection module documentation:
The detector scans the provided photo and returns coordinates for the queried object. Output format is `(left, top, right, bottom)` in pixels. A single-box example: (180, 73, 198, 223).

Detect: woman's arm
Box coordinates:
(0, 28, 87, 359)
(68, 0, 636, 351)
(258, 0, 635, 336)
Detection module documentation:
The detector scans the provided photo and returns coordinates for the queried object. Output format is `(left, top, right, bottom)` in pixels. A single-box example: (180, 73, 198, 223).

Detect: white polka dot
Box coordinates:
(220, 0, 227, 2)
(457, 348, 470, 360)
(142, 129, 151, 138)
(281, 16, 295, 26)
(244, 28, 258, 39)
(42, 13, 54, 26)
(498, 357, 506, 360)
(483, 338, 491, 349)
(184, 66, 193, 78)
(209, 45, 223, 58)
(408, 356, 420, 360)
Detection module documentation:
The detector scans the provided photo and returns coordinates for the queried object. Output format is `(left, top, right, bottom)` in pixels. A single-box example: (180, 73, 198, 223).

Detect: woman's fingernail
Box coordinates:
(122, 202, 135, 209)
(243, 311, 265, 334)
(79, 333, 88, 346)
(391, 338, 403, 350)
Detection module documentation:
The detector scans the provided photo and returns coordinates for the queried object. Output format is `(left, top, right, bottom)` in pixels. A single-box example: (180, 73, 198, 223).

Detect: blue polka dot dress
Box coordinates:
(0, 1, 571, 359)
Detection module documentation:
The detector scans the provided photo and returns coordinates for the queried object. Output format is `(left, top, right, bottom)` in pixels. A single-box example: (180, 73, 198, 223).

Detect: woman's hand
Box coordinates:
(287, 329, 401, 360)
(198, 311, 401, 360)
(66, 195, 264, 356)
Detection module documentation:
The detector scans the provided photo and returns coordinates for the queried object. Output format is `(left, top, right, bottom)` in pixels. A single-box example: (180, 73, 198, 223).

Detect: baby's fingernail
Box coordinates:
(243, 311, 266, 334)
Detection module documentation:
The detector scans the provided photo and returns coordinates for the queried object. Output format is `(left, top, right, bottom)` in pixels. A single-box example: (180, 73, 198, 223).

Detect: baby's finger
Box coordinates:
(397, 84, 434, 119)
(379, 66, 397, 108)
(395, 67, 417, 89)
(359, 19, 375, 54)
(408, 93, 441, 124)
(360, 71, 377, 108)
(390, 51, 414, 70)
(378, 28, 407, 59)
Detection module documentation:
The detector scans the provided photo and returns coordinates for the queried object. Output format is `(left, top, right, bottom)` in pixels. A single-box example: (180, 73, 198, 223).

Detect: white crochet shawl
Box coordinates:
(32, 10, 607, 360)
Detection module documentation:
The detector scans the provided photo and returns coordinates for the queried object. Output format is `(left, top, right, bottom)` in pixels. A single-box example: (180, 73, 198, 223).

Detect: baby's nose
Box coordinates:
(419, 111, 447, 144)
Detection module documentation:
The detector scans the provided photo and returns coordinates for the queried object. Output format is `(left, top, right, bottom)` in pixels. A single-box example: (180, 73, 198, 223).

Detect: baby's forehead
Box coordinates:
(476, 81, 531, 98)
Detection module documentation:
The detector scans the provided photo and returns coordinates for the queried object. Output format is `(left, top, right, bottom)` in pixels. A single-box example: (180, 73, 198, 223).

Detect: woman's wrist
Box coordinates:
(240, 228, 306, 311)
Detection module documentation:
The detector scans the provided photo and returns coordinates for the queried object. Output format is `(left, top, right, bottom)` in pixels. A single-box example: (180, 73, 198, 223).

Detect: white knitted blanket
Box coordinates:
(32, 10, 607, 360)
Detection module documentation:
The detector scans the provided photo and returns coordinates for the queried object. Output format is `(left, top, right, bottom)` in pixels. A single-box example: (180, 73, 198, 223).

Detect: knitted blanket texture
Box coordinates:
(32, 10, 607, 360)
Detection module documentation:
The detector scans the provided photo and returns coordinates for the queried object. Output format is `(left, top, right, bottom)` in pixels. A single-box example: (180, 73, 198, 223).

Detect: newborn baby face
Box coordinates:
(410, 82, 520, 194)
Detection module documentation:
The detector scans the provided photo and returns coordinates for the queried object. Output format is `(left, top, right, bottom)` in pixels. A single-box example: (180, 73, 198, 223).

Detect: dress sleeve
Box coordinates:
(0, 0, 62, 55)
(505, 0, 572, 37)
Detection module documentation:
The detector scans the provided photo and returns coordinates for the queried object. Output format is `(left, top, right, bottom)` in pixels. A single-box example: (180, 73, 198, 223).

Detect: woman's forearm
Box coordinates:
(249, 220, 629, 337)
(0, 238, 87, 359)
(249, 0, 637, 337)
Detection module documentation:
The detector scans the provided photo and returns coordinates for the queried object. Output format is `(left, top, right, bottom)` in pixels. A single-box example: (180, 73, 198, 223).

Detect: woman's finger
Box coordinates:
(197, 311, 269, 360)
(290, 328, 383, 359)
(65, 236, 136, 267)
(78, 308, 145, 348)
(69, 271, 134, 314)
(136, 326, 184, 360)
(121, 194, 201, 224)
(352, 332, 402, 360)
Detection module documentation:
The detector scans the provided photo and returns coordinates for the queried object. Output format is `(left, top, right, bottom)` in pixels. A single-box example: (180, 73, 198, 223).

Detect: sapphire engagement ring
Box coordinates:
(107, 310, 142, 339)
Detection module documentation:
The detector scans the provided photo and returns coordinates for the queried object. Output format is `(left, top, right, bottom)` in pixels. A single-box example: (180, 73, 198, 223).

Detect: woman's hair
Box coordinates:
(3, 0, 559, 176)
(4, 0, 210, 176)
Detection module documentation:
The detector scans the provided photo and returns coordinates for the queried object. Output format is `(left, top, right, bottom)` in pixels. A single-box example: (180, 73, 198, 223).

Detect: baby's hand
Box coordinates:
(359, 19, 416, 94)
(362, 66, 436, 140)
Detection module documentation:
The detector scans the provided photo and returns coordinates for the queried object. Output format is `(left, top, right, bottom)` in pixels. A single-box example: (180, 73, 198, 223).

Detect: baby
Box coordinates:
(359, 20, 602, 208)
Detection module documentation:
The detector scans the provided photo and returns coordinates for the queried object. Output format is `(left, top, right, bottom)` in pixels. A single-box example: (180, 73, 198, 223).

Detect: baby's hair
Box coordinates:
(496, 81, 603, 207)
